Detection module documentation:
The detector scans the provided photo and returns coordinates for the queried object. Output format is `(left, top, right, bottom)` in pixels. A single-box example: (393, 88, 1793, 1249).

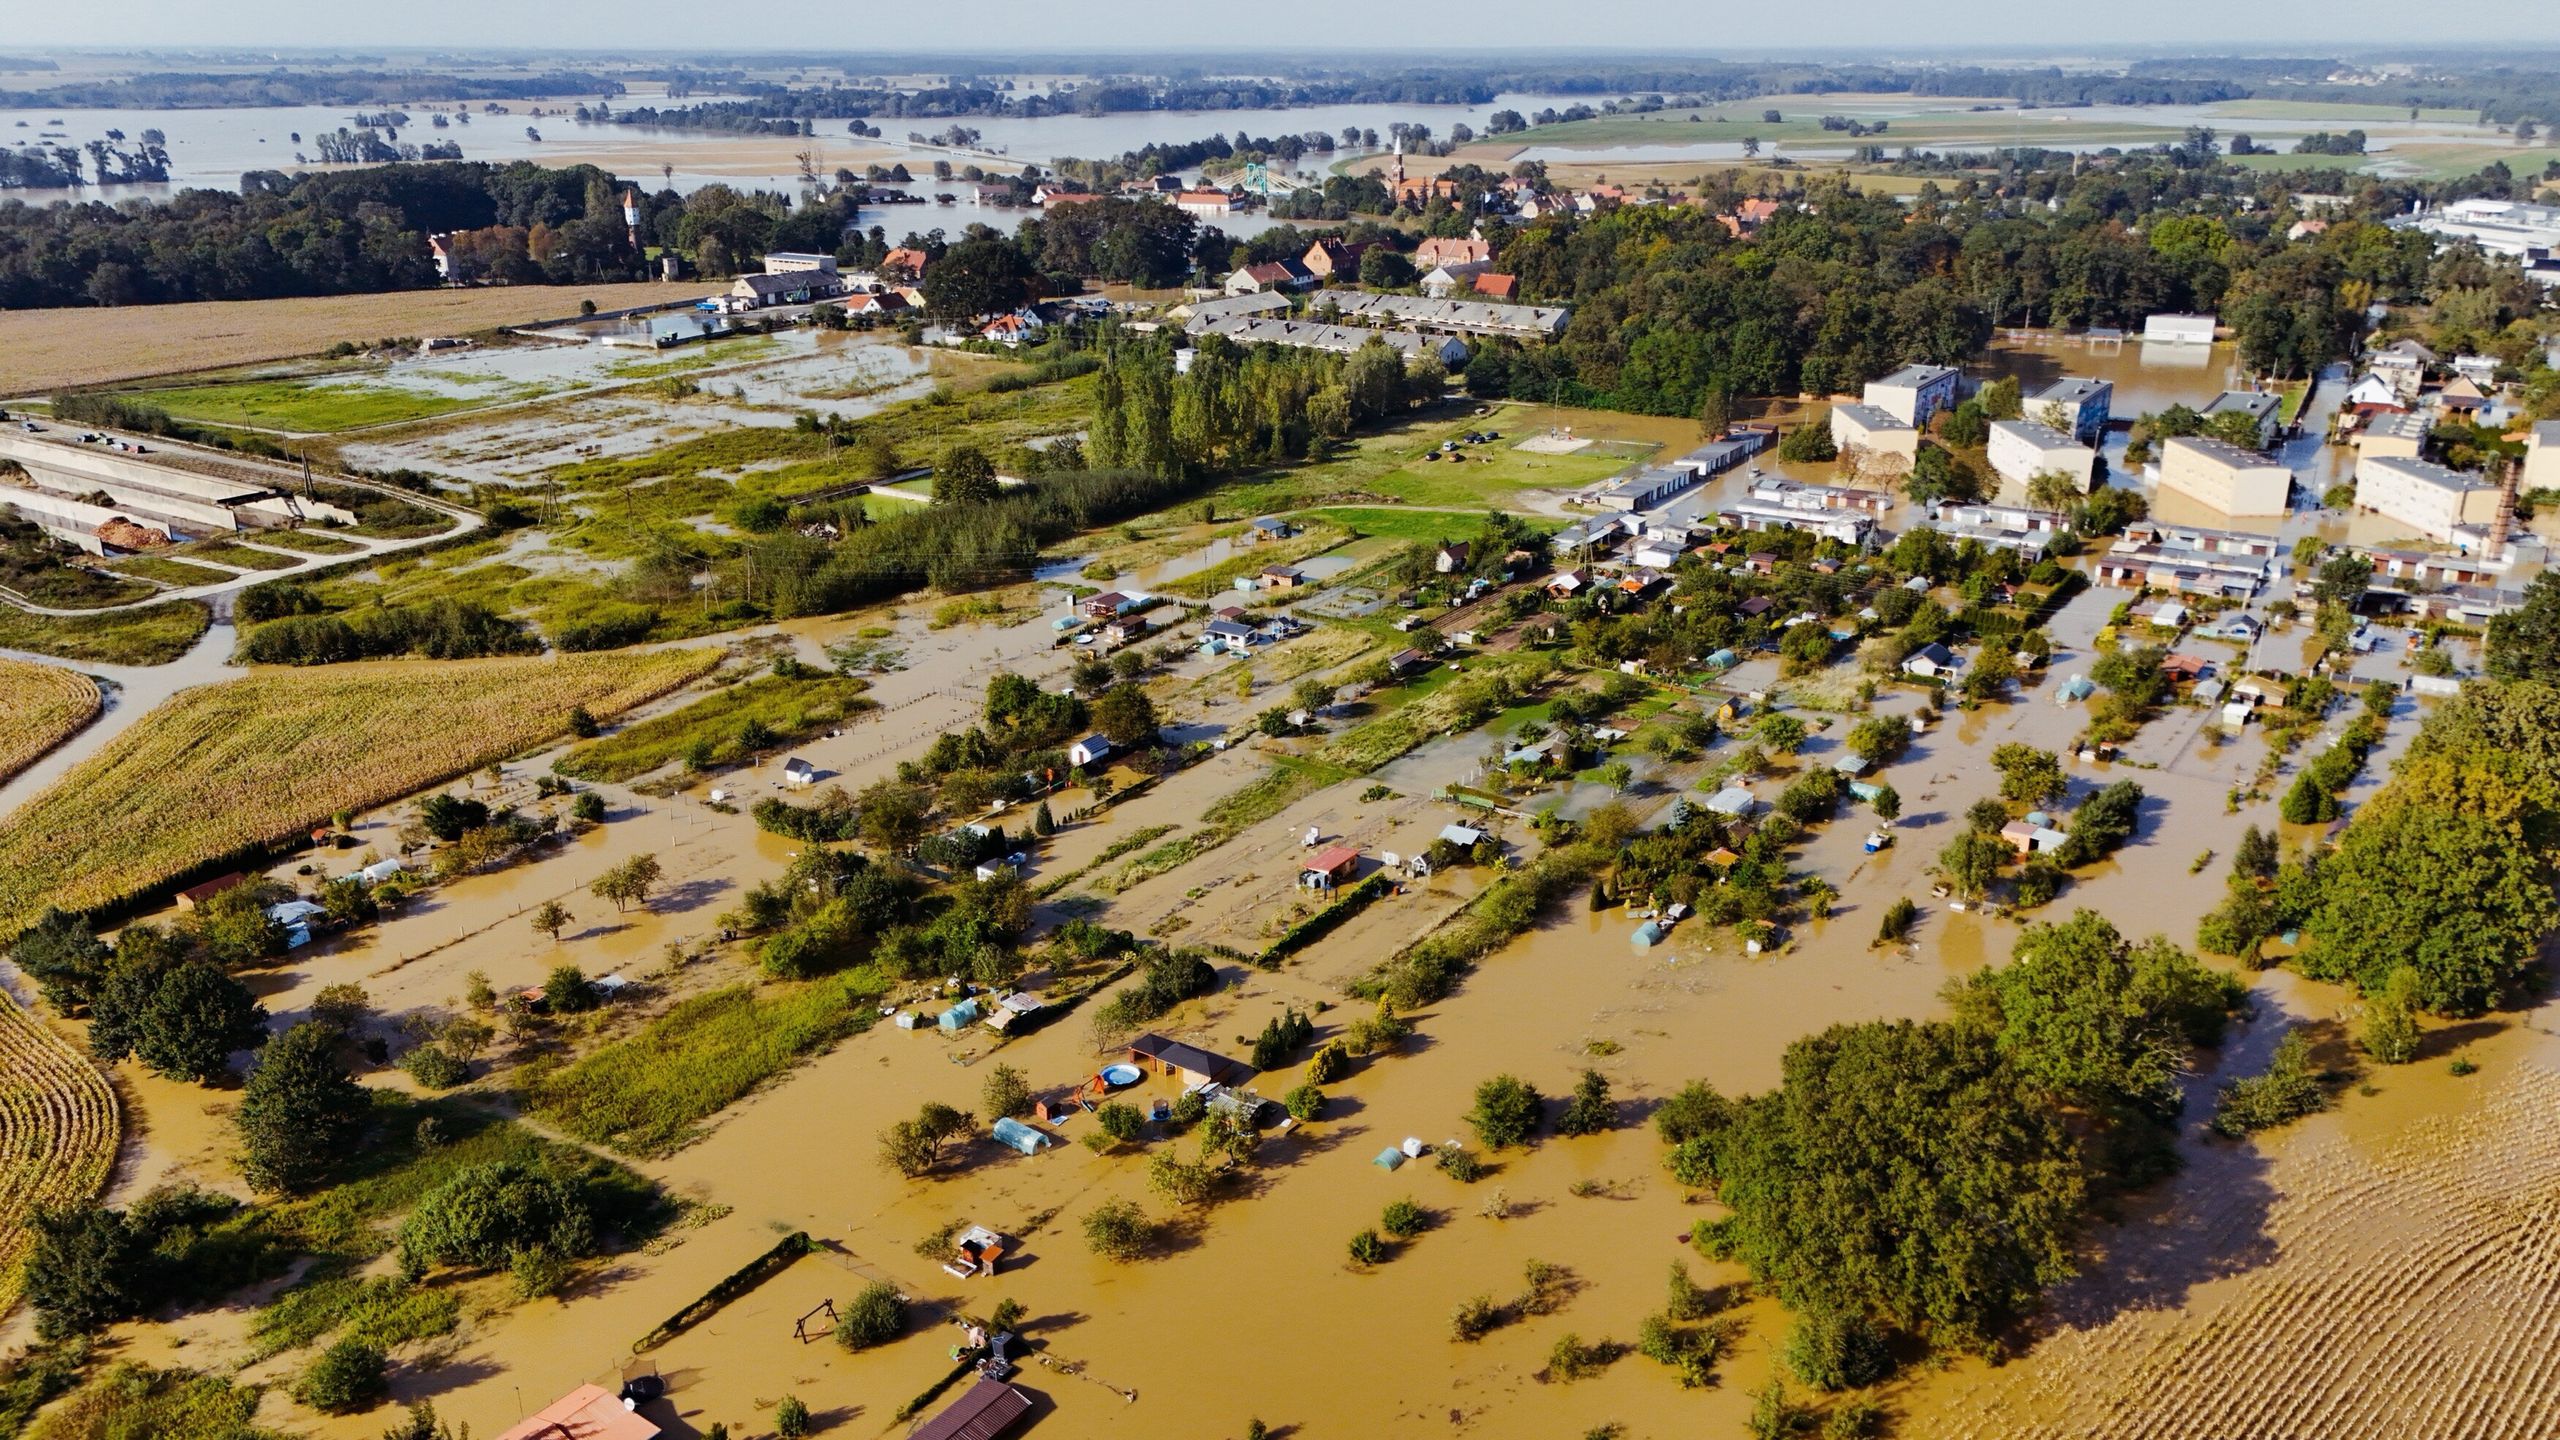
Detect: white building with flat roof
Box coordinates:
(1861, 364, 1962, 427)
(2203, 390, 2283, 450)
(2408, 198, 2560, 260)
(2025, 376, 2113, 446)
(2143, 312, 2217, 345)
(2158, 436, 2291, 516)
(2355, 411, 2432, 461)
(1830, 402, 1919, 460)
(2527, 421, 2560, 492)
(2352, 454, 2504, 544)
(1987, 419, 2096, 493)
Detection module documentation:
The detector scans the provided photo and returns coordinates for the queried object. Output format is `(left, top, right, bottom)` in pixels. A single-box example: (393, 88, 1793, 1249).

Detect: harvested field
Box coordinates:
(1918, 1059, 2560, 1440)
(0, 282, 683, 395)
(0, 659, 100, 783)
(0, 993, 119, 1318)
(0, 649, 719, 936)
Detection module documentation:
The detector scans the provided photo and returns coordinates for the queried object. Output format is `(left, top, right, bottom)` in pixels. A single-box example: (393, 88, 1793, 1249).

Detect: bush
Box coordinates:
(1435, 1142, 1485, 1182)
(1450, 1294, 1502, 1342)
(294, 1338, 387, 1414)
(1305, 1039, 1351, 1084)
(775, 1395, 810, 1438)
(1283, 1084, 1325, 1121)
(981, 1064, 1032, 1119)
(1095, 1101, 1146, 1143)
(1467, 1074, 1544, 1149)
(2211, 1029, 2328, 1136)
(1781, 1305, 1892, 1390)
(1381, 1198, 1428, 1239)
(1348, 1228, 1388, 1265)
(402, 1043, 468, 1089)
(1555, 1069, 1615, 1136)
(2360, 968, 2422, 1065)
(1083, 1199, 1150, 1260)
(835, 1281, 907, 1350)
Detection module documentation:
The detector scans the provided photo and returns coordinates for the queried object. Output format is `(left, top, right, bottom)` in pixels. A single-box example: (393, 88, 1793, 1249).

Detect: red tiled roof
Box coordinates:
(1473, 272, 1518, 298)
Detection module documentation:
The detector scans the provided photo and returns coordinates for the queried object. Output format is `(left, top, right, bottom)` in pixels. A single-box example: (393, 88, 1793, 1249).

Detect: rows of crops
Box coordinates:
(0, 660, 101, 785)
(0, 993, 118, 1317)
(0, 649, 719, 937)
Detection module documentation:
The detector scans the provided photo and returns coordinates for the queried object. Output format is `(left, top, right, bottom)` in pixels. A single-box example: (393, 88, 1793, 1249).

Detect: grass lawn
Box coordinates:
(0, 599, 210, 666)
(1212, 404, 1640, 517)
(252, 528, 366, 555)
(108, 555, 237, 587)
(0, 561, 156, 610)
(553, 671, 875, 783)
(520, 975, 891, 1157)
(173, 538, 301, 571)
(126, 378, 488, 433)
(1300, 506, 1563, 546)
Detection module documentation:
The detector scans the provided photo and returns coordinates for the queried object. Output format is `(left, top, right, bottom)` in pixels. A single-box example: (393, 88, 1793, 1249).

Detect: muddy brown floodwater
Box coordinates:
(26, 381, 2560, 1439)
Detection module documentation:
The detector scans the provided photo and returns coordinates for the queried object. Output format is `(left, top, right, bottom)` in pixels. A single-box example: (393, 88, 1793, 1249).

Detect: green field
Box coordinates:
(521, 976, 889, 1157)
(107, 555, 236, 587)
(250, 528, 365, 555)
(126, 377, 491, 433)
(0, 599, 210, 665)
(1299, 506, 1563, 546)
(174, 538, 300, 571)
(1211, 410, 1636, 516)
(2207, 98, 2481, 123)
(1489, 103, 2185, 155)
(553, 671, 875, 783)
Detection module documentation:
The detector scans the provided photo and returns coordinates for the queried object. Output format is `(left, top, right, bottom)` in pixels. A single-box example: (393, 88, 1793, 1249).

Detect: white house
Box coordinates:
(1862, 364, 1962, 428)
(1068, 734, 1115, 768)
(781, 756, 817, 788)
(2343, 372, 2404, 410)
(2142, 312, 2217, 345)
(1901, 642, 1966, 679)
(1987, 419, 2096, 493)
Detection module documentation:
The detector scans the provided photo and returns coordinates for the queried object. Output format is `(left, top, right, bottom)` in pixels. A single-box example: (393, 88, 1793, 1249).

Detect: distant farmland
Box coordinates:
(0, 660, 100, 783)
(0, 281, 684, 395)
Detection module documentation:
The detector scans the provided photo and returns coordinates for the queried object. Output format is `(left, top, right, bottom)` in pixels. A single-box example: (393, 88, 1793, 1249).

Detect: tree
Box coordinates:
(22, 1204, 156, 1338)
(1358, 247, 1417, 289)
(934, 442, 999, 505)
(878, 1102, 975, 1177)
(88, 940, 267, 1084)
(1778, 422, 1837, 463)
(10, 908, 109, 1012)
(1555, 1069, 1615, 1136)
(1935, 830, 2007, 901)
(1467, 1074, 1544, 1149)
(1702, 1020, 2084, 1353)
(418, 792, 489, 842)
(1083, 1198, 1150, 1260)
(2300, 801, 2553, 1015)
(855, 780, 930, 853)
(530, 901, 572, 943)
(1843, 715, 1909, 767)
(1870, 784, 1902, 822)
(1990, 744, 2067, 805)
(544, 963, 597, 1013)
(571, 791, 606, 824)
(398, 1162, 595, 1275)
(920, 233, 1033, 320)
(1756, 713, 1808, 754)
(834, 1281, 907, 1350)
(2487, 569, 2560, 683)
(2311, 552, 2376, 611)
(2025, 470, 2080, 514)
(2360, 966, 2423, 1065)
(1093, 682, 1160, 748)
(296, 1338, 388, 1415)
(236, 1021, 369, 1194)
(982, 1063, 1032, 1119)
(775, 1396, 811, 1439)
(1951, 910, 2235, 1121)
(2210, 1029, 2327, 1136)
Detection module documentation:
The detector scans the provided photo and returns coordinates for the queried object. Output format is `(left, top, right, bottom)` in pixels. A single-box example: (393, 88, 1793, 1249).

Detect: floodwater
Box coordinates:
(21, 387, 2544, 1437)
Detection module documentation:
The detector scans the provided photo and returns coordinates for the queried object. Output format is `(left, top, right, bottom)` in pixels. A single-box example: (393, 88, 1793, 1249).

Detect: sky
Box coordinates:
(12, 1, 2560, 52)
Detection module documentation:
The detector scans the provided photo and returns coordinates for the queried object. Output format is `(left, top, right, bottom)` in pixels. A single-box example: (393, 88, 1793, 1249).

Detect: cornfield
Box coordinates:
(0, 992, 118, 1317)
(0, 650, 718, 937)
(0, 660, 101, 785)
